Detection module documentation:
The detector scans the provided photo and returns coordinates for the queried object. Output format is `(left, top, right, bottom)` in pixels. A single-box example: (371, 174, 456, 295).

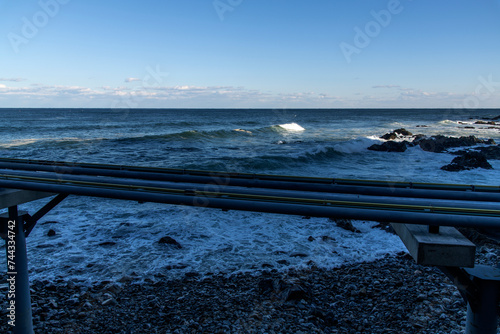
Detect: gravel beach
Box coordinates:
(1, 228, 500, 333)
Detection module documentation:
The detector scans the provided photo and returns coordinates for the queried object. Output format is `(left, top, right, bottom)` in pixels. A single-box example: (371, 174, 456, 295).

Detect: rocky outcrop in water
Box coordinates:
(472, 145, 500, 160)
(417, 135, 494, 153)
(368, 141, 410, 152)
(441, 152, 493, 172)
(380, 128, 413, 140)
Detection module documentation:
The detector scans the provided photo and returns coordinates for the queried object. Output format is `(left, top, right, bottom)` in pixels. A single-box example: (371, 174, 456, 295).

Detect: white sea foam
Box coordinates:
(279, 122, 305, 132)
(0, 197, 406, 283)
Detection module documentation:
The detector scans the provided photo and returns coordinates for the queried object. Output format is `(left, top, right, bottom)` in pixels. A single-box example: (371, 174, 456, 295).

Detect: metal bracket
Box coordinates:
(23, 193, 68, 237)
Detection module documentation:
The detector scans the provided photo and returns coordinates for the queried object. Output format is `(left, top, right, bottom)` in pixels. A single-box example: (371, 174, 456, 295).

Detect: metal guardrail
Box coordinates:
(1, 158, 500, 334)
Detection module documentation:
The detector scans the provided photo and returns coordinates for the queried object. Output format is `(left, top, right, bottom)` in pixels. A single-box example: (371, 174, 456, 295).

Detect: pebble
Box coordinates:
(3, 241, 499, 333)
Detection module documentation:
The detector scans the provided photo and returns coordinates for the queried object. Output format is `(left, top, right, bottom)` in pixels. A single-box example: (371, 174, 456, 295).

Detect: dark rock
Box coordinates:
(283, 284, 311, 302)
(184, 272, 200, 278)
(307, 236, 315, 242)
(475, 120, 496, 125)
(416, 125, 428, 128)
(381, 128, 413, 140)
(457, 227, 500, 247)
(258, 279, 274, 295)
(331, 218, 361, 233)
(47, 229, 56, 237)
(261, 263, 274, 268)
(277, 259, 290, 265)
(492, 115, 500, 121)
(418, 135, 494, 153)
(290, 252, 309, 258)
(464, 126, 475, 129)
(441, 152, 493, 171)
(368, 141, 409, 152)
(98, 241, 116, 247)
(165, 264, 188, 270)
(381, 132, 397, 140)
(473, 145, 500, 159)
(372, 222, 395, 234)
(158, 236, 182, 249)
(394, 128, 413, 136)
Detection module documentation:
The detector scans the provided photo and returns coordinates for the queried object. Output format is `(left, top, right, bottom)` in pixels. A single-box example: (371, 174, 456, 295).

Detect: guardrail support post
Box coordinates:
(463, 266, 500, 334)
(2, 206, 34, 334)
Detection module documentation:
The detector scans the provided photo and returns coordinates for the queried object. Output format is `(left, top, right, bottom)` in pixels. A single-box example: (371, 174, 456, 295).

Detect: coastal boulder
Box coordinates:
(368, 141, 409, 152)
(419, 135, 494, 153)
(441, 152, 493, 172)
(472, 145, 500, 160)
(380, 128, 413, 140)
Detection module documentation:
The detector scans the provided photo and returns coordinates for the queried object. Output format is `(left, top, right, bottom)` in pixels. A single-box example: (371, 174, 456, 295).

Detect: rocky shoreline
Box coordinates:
(1, 237, 499, 333)
(368, 120, 500, 172)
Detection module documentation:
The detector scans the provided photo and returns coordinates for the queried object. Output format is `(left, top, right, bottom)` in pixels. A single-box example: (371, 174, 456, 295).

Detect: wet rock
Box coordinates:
(307, 236, 315, 242)
(98, 241, 116, 247)
(258, 278, 275, 295)
(472, 145, 500, 160)
(331, 218, 361, 233)
(418, 135, 494, 153)
(380, 128, 413, 140)
(441, 152, 493, 171)
(290, 252, 309, 258)
(165, 264, 188, 270)
(368, 141, 409, 152)
(158, 236, 182, 249)
(475, 120, 496, 125)
(372, 222, 395, 234)
(47, 229, 56, 237)
(184, 272, 200, 278)
(283, 284, 311, 302)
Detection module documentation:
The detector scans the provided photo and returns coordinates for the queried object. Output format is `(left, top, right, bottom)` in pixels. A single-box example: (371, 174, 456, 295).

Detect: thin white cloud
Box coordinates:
(1, 82, 498, 109)
(0, 78, 26, 82)
(125, 78, 141, 83)
(372, 85, 401, 89)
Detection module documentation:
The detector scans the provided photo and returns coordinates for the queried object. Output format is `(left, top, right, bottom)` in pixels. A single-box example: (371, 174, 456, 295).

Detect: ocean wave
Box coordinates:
(2, 123, 309, 151)
(278, 123, 305, 132)
(332, 136, 382, 153)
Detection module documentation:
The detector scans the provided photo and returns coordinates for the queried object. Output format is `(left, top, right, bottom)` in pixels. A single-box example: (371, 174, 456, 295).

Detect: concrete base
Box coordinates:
(391, 223, 476, 268)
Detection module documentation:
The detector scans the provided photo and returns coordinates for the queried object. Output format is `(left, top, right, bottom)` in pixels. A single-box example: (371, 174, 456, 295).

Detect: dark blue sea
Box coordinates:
(1, 108, 499, 283)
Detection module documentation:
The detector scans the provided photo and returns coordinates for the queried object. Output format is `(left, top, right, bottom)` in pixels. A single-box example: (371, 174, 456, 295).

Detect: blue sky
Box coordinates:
(1, 0, 500, 108)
